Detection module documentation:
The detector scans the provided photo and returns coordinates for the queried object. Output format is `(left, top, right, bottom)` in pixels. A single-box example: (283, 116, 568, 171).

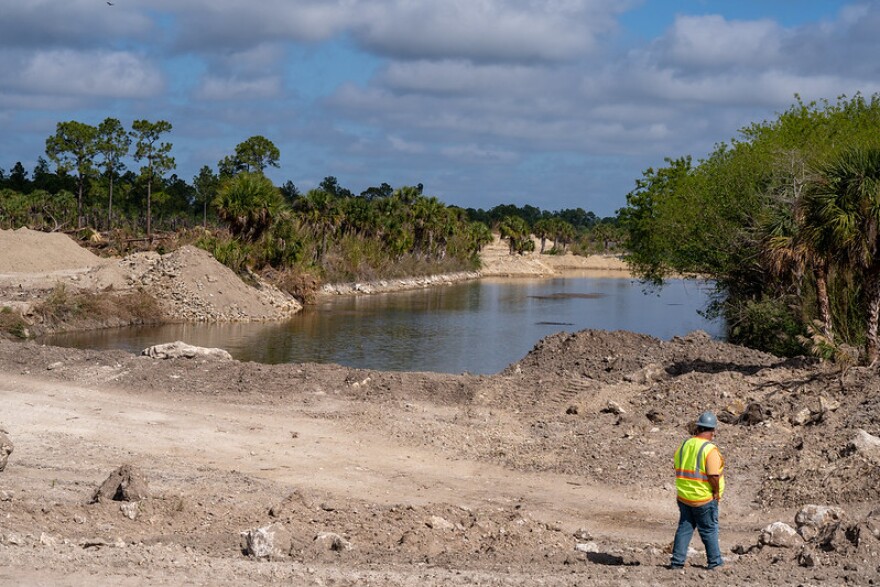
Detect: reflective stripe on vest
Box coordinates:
(674, 437, 724, 503)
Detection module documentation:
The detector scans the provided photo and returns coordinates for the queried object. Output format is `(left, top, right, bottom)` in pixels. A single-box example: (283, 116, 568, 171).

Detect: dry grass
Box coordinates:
(33, 284, 164, 331)
(0, 306, 29, 339)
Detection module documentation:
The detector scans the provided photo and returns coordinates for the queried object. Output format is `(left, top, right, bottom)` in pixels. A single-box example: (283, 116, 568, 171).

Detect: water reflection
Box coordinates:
(43, 277, 722, 374)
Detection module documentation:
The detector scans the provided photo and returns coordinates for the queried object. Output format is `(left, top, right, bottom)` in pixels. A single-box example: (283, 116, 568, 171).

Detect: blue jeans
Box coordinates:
(671, 500, 723, 569)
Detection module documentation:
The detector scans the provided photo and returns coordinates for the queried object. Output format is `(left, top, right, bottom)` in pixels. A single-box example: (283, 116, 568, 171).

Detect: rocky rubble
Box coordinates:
(320, 271, 481, 296)
(88, 245, 301, 322)
(741, 504, 880, 577)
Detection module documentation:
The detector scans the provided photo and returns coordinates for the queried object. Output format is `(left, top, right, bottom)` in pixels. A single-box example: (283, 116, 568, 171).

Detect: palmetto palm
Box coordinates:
(763, 194, 836, 342)
(294, 189, 342, 262)
(214, 172, 285, 243)
(807, 147, 880, 363)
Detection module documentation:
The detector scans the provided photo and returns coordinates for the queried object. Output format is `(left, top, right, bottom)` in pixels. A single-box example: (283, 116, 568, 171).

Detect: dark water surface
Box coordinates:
(43, 276, 722, 374)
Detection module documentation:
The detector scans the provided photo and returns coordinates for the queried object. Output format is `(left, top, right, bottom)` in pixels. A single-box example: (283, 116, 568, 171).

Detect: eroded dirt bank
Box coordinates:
(1, 330, 879, 586)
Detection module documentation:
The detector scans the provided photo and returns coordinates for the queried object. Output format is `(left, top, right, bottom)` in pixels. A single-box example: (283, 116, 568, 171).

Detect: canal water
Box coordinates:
(43, 276, 722, 374)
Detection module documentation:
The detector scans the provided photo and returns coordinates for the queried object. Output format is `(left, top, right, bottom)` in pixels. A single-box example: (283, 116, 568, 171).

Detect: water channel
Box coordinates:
(44, 275, 722, 375)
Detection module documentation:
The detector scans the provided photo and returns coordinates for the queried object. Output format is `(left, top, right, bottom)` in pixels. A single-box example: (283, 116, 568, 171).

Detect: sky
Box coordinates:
(1, 0, 878, 216)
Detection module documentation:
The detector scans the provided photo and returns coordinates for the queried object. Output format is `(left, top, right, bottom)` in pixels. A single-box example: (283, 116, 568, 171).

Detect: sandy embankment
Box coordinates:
(321, 235, 631, 296)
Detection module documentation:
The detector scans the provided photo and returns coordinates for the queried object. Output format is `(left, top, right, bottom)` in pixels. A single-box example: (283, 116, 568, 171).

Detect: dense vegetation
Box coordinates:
(0, 119, 617, 300)
(619, 93, 880, 362)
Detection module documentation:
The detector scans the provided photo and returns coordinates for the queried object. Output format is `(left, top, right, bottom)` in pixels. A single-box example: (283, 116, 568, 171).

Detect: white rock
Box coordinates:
(795, 505, 846, 530)
(848, 429, 880, 462)
(120, 501, 140, 520)
(761, 522, 803, 548)
(0, 431, 12, 472)
(241, 525, 276, 560)
(575, 541, 600, 553)
(427, 516, 454, 531)
(142, 341, 232, 361)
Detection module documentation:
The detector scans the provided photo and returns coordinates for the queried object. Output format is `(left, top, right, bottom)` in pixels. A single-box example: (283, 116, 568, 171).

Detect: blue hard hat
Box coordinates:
(696, 411, 718, 429)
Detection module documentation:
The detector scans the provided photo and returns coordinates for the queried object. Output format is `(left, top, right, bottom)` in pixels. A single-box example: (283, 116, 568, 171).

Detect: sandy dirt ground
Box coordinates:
(1, 229, 879, 586)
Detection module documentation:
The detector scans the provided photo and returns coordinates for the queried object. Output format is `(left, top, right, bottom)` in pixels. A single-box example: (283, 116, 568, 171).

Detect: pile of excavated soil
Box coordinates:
(84, 245, 301, 321)
(1, 331, 880, 585)
(0, 228, 105, 273)
(0, 231, 301, 323)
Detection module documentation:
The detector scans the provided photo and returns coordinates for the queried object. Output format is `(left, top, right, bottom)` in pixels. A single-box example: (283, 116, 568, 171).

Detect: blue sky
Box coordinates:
(1, 0, 876, 216)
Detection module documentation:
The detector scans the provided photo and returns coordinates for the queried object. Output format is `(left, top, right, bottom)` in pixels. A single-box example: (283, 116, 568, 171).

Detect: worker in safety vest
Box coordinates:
(669, 410, 725, 570)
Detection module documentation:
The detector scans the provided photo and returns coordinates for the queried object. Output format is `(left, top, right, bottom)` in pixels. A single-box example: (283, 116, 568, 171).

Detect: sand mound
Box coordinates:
(479, 235, 629, 277)
(0, 228, 104, 273)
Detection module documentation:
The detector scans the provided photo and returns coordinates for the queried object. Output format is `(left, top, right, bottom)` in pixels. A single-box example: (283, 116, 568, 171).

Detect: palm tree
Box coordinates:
(763, 197, 836, 342)
(294, 189, 341, 262)
(807, 147, 880, 363)
(533, 218, 553, 253)
(214, 172, 285, 243)
(499, 216, 532, 255)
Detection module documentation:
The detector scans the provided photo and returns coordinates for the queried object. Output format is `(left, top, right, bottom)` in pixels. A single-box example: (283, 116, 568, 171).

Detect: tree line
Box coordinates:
(0, 118, 617, 292)
(619, 93, 880, 363)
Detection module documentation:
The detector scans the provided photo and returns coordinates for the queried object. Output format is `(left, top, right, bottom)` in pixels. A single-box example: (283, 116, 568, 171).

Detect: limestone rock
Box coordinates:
(92, 464, 150, 503)
(846, 429, 880, 463)
(790, 407, 814, 427)
(142, 341, 233, 361)
(574, 528, 593, 541)
(427, 515, 454, 531)
(817, 521, 857, 553)
(0, 429, 12, 472)
(865, 508, 880, 540)
(120, 502, 140, 520)
(575, 541, 600, 553)
(241, 525, 276, 560)
(795, 505, 846, 542)
(760, 522, 803, 548)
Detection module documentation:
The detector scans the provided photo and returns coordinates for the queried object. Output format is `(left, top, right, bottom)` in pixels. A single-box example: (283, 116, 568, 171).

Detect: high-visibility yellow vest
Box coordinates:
(674, 437, 725, 504)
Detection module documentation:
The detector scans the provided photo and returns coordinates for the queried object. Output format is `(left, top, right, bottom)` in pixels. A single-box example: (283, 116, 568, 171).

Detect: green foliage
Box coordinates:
(131, 119, 175, 238)
(619, 93, 880, 357)
(45, 120, 99, 228)
(498, 215, 533, 255)
(726, 296, 806, 357)
(214, 171, 285, 242)
(195, 232, 253, 274)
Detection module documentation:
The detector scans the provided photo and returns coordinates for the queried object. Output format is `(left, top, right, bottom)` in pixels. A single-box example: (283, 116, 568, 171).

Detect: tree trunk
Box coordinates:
(77, 176, 84, 229)
(815, 261, 833, 342)
(146, 161, 153, 242)
(866, 270, 880, 365)
(108, 173, 114, 230)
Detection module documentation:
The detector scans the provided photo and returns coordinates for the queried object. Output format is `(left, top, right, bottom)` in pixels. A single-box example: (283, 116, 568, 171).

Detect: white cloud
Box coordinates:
(150, 0, 624, 63)
(196, 75, 282, 101)
(440, 143, 517, 162)
(378, 60, 551, 97)
(352, 0, 618, 62)
(16, 50, 164, 98)
(388, 135, 426, 154)
(659, 15, 784, 69)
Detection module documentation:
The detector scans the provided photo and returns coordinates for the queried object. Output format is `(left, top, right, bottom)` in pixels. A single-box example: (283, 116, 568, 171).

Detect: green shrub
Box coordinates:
(726, 296, 806, 357)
